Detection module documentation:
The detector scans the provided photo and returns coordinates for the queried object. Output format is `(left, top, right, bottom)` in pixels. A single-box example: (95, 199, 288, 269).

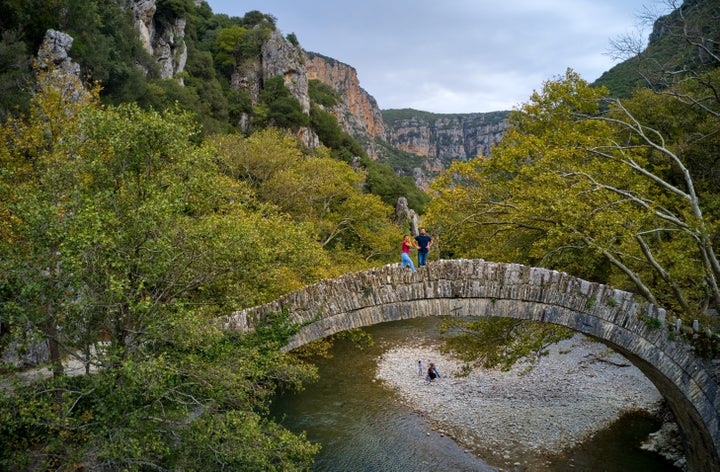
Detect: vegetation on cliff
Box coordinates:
(0, 1, 430, 213)
(424, 0, 720, 366)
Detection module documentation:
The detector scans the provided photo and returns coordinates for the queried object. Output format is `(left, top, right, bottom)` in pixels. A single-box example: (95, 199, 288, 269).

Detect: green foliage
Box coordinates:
(309, 79, 340, 108)
(640, 315, 663, 329)
(309, 104, 364, 161)
(363, 157, 430, 212)
(426, 65, 720, 326)
(381, 108, 444, 125)
(373, 138, 429, 175)
(0, 30, 32, 120)
(0, 77, 339, 469)
(286, 32, 299, 47)
(0, 310, 320, 470)
(214, 25, 247, 69)
(234, 25, 273, 63)
(211, 128, 401, 267)
(155, 0, 195, 22)
(255, 76, 309, 130)
(595, 0, 720, 97)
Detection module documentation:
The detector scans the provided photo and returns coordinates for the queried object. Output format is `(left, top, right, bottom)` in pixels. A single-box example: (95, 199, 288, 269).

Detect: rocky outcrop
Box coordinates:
(125, 0, 187, 81)
(307, 53, 386, 143)
(231, 29, 318, 145)
(153, 17, 187, 82)
(36, 29, 89, 102)
(128, 0, 155, 55)
(261, 30, 310, 114)
(232, 29, 309, 110)
(395, 197, 419, 236)
(305, 51, 509, 175)
(37, 29, 81, 77)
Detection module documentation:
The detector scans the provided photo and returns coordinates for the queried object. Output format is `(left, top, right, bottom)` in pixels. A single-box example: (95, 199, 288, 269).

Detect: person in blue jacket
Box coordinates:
(414, 228, 433, 267)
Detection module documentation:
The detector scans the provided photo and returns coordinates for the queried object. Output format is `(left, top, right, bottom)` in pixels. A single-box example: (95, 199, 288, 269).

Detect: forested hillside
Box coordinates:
(0, 2, 415, 469)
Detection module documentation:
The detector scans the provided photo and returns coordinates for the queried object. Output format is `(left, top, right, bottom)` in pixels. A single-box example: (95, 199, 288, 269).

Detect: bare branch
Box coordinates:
(580, 235, 658, 304)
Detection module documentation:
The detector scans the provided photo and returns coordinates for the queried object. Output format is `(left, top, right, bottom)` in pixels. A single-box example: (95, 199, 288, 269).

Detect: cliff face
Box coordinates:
(384, 112, 509, 168)
(231, 30, 319, 146)
(306, 52, 508, 169)
(306, 53, 386, 151)
(126, 0, 188, 81)
(119, 4, 508, 177)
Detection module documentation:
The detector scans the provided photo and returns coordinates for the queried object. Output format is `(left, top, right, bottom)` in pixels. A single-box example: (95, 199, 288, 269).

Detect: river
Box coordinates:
(271, 317, 681, 471)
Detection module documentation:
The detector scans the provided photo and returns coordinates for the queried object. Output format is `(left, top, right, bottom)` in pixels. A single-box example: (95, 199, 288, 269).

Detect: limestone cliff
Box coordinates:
(231, 29, 319, 146)
(36, 30, 90, 103)
(306, 53, 386, 146)
(125, 0, 188, 81)
(119, 1, 508, 178)
(305, 52, 508, 176)
(383, 110, 509, 169)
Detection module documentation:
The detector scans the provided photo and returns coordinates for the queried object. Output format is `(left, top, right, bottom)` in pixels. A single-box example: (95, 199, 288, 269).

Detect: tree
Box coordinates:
(214, 25, 246, 70)
(441, 317, 572, 373)
(0, 29, 33, 120)
(255, 76, 309, 130)
(0, 67, 326, 469)
(212, 128, 401, 267)
(426, 68, 720, 325)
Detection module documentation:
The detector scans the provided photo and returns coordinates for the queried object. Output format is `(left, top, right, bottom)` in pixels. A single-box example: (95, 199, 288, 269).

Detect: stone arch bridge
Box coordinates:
(222, 259, 720, 472)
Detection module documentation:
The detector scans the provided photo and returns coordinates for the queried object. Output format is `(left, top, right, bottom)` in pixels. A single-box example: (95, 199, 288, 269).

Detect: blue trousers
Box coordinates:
(418, 250, 428, 266)
(401, 253, 416, 271)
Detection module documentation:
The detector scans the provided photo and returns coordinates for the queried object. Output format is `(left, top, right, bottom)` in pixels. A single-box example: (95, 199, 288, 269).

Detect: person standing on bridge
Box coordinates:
(401, 235, 416, 272)
(414, 228, 434, 267)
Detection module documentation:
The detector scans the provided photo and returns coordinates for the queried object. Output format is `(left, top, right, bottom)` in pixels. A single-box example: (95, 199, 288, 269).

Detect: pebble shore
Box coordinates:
(374, 333, 665, 470)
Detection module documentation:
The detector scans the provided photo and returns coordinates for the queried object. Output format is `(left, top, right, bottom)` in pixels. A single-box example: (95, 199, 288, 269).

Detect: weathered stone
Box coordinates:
(36, 30, 89, 102)
(307, 53, 386, 149)
(125, 0, 187, 81)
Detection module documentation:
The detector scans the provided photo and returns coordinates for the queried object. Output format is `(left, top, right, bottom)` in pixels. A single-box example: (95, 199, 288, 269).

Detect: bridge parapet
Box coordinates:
(223, 259, 665, 336)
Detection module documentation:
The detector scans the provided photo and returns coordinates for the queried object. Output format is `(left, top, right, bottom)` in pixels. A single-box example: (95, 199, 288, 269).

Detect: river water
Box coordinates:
(271, 317, 681, 471)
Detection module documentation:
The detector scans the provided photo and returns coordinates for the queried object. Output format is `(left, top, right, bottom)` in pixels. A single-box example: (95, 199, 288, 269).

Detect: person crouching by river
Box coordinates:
(401, 235, 416, 272)
(426, 362, 441, 382)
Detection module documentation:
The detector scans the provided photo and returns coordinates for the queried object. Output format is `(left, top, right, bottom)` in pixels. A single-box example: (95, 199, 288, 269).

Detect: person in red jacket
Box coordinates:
(401, 235, 416, 272)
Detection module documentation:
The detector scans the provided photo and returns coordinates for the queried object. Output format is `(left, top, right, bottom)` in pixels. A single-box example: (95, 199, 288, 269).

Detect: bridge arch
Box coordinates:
(223, 259, 720, 472)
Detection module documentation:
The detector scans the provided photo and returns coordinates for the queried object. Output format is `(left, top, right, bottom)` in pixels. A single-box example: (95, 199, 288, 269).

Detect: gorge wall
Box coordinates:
(307, 52, 386, 143)
(306, 52, 509, 177)
(382, 110, 509, 170)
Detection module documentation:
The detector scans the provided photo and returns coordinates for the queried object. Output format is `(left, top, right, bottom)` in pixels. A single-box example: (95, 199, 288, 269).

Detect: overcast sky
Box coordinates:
(205, 1, 665, 114)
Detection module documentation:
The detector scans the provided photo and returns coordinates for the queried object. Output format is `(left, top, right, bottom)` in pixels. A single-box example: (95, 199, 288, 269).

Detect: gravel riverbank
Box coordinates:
(374, 333, 666, 470)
